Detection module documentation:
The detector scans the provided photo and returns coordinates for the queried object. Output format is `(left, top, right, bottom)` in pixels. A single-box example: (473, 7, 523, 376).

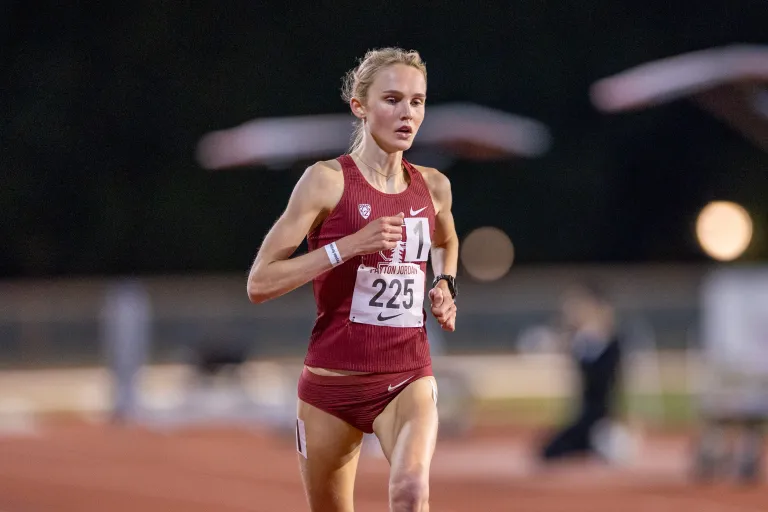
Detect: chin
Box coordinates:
(389, 139, 414, 152)
(372, 133, 416, 153)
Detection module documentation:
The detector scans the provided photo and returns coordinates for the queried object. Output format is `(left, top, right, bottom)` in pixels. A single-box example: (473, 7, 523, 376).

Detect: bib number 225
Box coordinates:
(350, 263, 425, 327)
(369, 278, 415, 310)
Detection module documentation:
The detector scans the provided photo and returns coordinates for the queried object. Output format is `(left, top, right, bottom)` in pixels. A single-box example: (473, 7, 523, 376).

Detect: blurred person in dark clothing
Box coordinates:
(539, 282, 625, 463)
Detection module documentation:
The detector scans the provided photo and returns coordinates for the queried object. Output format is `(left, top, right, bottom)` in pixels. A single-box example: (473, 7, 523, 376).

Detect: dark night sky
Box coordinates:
(2, 1, 767, 278)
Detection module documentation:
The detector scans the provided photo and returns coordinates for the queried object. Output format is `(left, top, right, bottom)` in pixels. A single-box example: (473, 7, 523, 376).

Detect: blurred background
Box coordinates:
(1, 1, 768, 511)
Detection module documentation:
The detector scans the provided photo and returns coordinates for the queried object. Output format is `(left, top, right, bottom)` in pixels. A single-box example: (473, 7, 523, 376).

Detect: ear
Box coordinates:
(349, 98, 366, 120)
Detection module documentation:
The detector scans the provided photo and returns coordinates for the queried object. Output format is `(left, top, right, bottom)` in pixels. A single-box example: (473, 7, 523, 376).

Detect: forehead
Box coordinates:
(370, 64, 426, 94)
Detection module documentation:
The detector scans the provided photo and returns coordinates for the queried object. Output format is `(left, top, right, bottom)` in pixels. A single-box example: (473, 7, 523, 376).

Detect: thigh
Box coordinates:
(297, 398, 364, 512)
(373, 375, 439, 474)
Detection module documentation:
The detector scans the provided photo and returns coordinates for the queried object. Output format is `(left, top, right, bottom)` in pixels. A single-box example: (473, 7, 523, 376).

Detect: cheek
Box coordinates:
(368, 107, 396, 127)
(380, 104, 399, 118)
(413, 109, 426, 125)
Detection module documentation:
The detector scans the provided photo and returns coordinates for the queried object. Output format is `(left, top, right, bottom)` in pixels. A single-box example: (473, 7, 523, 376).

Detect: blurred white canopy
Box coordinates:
(196, 102, 552, 170)
(591, 44, 768, 151)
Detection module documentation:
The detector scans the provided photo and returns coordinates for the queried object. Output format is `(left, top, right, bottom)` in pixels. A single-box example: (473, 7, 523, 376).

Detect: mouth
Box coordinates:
(395, 126, 413, 135)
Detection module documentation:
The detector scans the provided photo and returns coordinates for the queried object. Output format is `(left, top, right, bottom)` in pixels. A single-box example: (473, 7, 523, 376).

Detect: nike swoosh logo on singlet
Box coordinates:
(409, 206, 428, 216)
(388, 376, 414, 392)
(377, 312, 404, 322)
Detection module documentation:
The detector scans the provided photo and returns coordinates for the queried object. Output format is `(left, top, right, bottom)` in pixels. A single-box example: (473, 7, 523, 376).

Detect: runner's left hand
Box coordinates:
(429, 285, 456, 332)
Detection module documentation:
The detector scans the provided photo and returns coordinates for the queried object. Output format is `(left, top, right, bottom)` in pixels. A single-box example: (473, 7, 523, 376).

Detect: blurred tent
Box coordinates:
(590, 44, 768, 152)
(195, 102, 552, 170)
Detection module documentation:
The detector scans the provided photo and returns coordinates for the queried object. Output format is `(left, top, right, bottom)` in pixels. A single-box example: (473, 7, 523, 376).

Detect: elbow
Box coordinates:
(247, 286, 265, 304)
(247, 273, 269, 304)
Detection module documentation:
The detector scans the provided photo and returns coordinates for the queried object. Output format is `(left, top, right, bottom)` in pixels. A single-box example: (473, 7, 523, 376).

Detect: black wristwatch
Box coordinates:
(432, 274, 457, 299)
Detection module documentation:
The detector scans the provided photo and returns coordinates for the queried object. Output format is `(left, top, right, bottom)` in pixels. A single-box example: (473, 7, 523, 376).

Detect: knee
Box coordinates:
(390, 470, 429, 511)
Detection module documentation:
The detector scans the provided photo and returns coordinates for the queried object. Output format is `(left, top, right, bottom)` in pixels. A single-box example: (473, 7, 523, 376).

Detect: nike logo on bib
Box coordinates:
(388, 376, 414, 392)
(377, 312, 404, 322)
(409, 206, 428, 216)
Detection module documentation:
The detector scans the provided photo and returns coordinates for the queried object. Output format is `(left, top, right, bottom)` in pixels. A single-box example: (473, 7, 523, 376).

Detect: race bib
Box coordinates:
(404, 218, 430, 262)
(350, 263, 425, 328)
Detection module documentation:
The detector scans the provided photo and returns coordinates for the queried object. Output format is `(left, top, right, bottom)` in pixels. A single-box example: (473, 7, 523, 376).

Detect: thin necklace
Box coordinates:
(354, 153, 404, 180)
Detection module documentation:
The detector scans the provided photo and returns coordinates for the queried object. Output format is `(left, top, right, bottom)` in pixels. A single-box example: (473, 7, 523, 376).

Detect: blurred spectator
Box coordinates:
(100, 280, 151, 424)
(539, 282, 624, 463)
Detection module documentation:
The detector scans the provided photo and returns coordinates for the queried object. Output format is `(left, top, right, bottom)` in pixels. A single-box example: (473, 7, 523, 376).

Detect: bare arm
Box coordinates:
(247, 162, 404, 304)
(422, 167, 459, 331)
(246, 163, 342, 303)
(428, 170, 459, 281)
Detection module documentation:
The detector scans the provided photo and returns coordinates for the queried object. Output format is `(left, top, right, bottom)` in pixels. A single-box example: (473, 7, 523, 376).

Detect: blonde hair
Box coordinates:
(341, 47, 427, 154)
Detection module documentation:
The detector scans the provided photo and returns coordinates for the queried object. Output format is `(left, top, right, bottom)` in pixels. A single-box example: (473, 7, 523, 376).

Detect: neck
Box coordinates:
(354, 145, 403, 175)
(352, 147, 407, 193)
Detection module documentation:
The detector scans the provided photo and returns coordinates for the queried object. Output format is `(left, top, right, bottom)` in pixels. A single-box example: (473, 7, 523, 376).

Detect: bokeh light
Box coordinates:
(696, 201, 753, 261)
(460, 227, 515, 281)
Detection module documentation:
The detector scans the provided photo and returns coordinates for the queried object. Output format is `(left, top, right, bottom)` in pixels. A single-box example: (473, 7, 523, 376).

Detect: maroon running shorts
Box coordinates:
(297, 365, 435, 434)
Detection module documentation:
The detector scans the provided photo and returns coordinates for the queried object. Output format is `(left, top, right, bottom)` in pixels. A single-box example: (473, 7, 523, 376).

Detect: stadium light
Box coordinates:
(696, 201, 753, 261)
(460, 226, 515, 281)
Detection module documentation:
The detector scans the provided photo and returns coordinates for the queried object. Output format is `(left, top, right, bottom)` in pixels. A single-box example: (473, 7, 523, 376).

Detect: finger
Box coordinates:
(386, 213, 405, 226)
(429, 288, 444, 307)
(385, 232, 403, 241)
(432, 305, 449, 320)
(440, 308, 457, 329)
(433, 301, 456, 315)
(382, 240, 399, 250)
(438, 297, 455, 310)
(442, 317, 456, 332)
(433, 303, 457, 322)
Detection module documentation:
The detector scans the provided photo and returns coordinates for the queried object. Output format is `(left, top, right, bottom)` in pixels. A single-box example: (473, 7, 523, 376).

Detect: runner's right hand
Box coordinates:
(347, 213, 404, 256)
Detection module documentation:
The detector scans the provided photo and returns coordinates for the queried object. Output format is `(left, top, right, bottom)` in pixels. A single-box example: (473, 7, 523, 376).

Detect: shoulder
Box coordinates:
(297, 159, 344, 197)
(304, 158, 343, 186)
(411, 164, 452, 207)
(411, 164, 451, 194)
(288, 160, 344, 217)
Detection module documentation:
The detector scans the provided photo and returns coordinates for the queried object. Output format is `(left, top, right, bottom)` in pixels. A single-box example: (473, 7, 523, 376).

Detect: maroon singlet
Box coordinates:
(304, 155, 436, 373)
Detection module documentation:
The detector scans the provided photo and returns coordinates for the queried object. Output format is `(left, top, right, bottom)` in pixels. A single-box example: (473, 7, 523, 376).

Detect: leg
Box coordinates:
(692, 418, 731, 481)
(736, 418, 764, 483)
(540, 420, 591, 461)
(297, 399, 364, 512)
(373, 376, 438, 512)
(540, 401, 606, 461)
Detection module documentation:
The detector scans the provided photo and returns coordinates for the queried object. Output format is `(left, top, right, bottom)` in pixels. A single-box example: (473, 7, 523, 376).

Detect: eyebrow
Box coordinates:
(382, 90, 427, 98)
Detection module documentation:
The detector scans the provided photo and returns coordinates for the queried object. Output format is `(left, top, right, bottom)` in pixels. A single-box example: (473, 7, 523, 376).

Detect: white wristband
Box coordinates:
(324, 242, 343, 267)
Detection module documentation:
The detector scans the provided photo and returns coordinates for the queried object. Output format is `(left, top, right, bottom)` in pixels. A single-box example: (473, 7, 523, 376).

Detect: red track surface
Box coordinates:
(0, 422, 764, 511)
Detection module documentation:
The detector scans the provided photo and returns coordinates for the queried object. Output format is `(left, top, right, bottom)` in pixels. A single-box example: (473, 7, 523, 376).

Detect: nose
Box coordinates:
(400, 102, 413, 120)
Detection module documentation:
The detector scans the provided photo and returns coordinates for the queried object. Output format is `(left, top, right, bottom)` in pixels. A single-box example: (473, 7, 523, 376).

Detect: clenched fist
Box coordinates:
(348, 213, 404, 256)
(429, 285, 456, 332)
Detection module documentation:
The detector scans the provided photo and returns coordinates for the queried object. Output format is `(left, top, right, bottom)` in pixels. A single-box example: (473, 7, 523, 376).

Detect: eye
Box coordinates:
(385, 97, 397, 104)
(412, 99, 424, 106)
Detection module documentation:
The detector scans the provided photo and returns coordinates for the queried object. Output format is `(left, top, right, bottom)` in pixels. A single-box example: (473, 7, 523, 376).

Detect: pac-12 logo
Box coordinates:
(358, 204, 371, 219)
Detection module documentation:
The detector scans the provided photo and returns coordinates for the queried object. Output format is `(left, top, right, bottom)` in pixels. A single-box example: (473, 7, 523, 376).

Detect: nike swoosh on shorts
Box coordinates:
(388, 376, 414, 392)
